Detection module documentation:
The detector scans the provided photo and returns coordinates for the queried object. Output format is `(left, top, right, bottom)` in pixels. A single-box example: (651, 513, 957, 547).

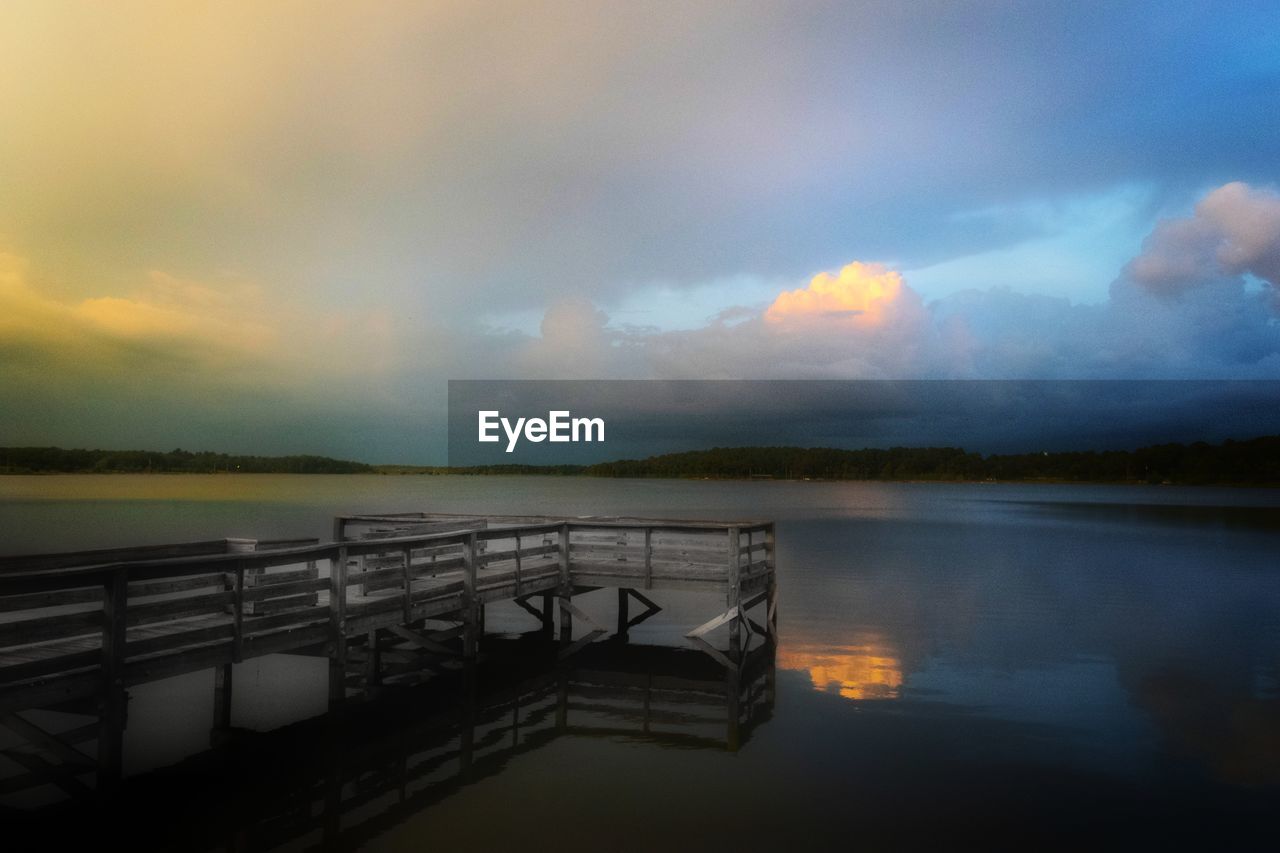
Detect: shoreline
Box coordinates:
(1, 470, 1278, 489)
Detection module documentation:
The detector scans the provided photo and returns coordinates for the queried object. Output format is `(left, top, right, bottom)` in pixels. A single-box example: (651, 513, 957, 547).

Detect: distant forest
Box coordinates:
(3, 436, 1279, 484)
(0, 447, 372, 474)
(582, 436, 1280, 485)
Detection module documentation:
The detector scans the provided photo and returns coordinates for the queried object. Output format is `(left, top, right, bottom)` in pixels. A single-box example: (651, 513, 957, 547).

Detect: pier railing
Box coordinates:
(1, 518, 774, 707)
(0, 514, 776, 799)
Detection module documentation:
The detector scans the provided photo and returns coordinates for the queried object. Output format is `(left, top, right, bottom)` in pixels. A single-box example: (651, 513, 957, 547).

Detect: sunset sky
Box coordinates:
(3, 2, 1280, 462)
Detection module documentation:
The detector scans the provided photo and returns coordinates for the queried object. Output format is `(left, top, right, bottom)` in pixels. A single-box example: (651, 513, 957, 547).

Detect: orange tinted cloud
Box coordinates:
(765, 261, 906, 327)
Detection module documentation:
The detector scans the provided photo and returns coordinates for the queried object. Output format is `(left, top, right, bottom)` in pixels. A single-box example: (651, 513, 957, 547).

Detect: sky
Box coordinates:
(2, 2, 1280, 463)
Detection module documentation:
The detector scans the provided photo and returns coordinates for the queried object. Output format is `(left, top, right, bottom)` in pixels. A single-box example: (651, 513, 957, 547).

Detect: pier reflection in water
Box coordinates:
(6, 639, 774, 850)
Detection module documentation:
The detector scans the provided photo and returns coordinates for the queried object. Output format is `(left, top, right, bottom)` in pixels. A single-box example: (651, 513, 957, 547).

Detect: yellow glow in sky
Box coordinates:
(765, 261, 905, 327)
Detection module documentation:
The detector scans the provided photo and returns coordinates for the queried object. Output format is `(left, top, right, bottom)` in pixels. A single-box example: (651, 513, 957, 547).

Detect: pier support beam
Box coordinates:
(364, 630, 382, 698)
(211, 663, 233, 744)
(557, 524, 572, 643)
(462, 532, 479, 659)
(616, 587, 629, 641)
(727, 527, 741, 657)
(726, 664, 741, 752)
(328, 545, 349, 707)
(542, 593, 554, 636)
(98, 569, 128, 792)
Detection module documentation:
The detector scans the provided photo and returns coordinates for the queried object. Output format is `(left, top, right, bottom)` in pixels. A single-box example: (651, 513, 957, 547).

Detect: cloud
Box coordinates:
(765, 262, 913, 327)
(0, 255, 277, 382)
(1124, 182, 1280, 300)
(510, 182, 1280, 382)
(2, 2, 1277, 321)
(6, 178, 1280, 462)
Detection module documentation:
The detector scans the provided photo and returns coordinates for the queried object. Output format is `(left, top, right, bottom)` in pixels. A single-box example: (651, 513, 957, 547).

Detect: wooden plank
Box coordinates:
(0, 648, 102, 682)
(0, 540, 229, 573)
(244, 566, 320, 587)
(130, 573, 226, 596)
(562, 600, 606, 634)
(243, 577, 328, 600)
(123, 619, 235, 658)
(386, 625, 459, 657)
(556, 628, 606, 660)
(0, 609, 102, 648)
(5, 749, 93, 799)
(0, 586, 101, 613)
(689, 635, 736, 670)
(0, 710, 95, 769)
(125, 590, 235, 627)
(687, 607, 741, 639)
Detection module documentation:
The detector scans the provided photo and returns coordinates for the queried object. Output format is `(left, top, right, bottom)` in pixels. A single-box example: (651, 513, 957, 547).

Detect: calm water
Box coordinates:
(3, 475, 1280, 849)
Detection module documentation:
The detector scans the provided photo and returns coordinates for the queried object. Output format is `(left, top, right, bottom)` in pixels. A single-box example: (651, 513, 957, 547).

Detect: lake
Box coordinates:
(2, 475, 1279, 849)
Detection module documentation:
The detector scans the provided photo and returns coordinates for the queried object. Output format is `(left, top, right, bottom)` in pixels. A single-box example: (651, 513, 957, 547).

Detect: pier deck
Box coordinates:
(0, 512, 776, 798)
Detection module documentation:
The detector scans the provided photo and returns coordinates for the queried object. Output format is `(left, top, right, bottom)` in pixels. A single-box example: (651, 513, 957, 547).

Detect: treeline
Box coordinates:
(0, 446, 373, 474)
(582, 436, 1280, 485)
(374, 464, 585, 476)
(5, 436, 1280, 483)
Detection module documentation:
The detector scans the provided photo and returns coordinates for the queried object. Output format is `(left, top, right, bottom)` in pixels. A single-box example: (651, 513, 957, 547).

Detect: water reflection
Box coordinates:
(778, 637, 903, 700)
(1135, 668, 1280, 787)
(6, 640, 775, 850)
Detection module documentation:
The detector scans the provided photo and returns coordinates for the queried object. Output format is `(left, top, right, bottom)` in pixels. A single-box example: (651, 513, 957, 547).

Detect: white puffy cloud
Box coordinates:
(1123, 182, 1280, 301)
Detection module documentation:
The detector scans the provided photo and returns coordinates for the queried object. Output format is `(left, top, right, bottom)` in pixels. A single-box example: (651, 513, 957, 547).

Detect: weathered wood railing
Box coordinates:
(0, 514, 775, 802)
(1, 518, 774, 707)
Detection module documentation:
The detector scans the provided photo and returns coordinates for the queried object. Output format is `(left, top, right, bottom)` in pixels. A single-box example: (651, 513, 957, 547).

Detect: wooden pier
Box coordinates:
(0, 512, 776, 803)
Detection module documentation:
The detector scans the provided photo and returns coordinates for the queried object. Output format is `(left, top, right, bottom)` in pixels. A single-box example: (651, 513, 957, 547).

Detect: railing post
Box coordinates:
(462, 532, 478, 658)
(212, 660, 233, 745)
(643, 527, 653, 590)
(328, 544, 348, 706)
(558, 523, 572, 642)
(98, 567, 127, 792)
(513, 533, 523, 597)
(765, 523, 778, 641)
(232, 560, 245, 663)
(727, 526, 741, 657)
(401, 546, 413, 625)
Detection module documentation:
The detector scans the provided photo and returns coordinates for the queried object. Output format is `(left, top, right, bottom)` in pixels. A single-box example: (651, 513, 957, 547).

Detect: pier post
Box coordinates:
(98, 568, 128, 792)
(558, 523, 572, 643)
(459, 661, 477, 777)
(541, 592, 554, 637)
(555, 669, 569, 731)
(726, 663, 741, 752)
(727, 526, 741, 658)
(364, 629, 382, 698)
(328, 544, 349, 707)
(212, 663, 233, 742)
(765, 523, 778, 642)
(462, 532, 478, 658)
(616, 587, 630, 641)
